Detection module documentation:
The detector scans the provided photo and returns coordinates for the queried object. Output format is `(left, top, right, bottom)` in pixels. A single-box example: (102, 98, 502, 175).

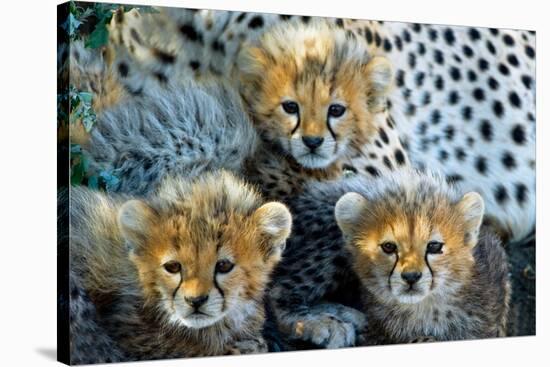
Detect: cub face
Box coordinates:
(336, 179, 484, 305)
(238, 21, 392, 169)
(118, 173, 292, 329)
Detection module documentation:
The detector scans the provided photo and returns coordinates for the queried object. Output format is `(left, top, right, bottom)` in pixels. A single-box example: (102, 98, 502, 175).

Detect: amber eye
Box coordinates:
(163, 261, 182, 274)
(328, 104, 346, 118)
(380, 242, 397, 254)
(215, 259, 234, 274)
(282, 101, 299, 114)
(426, 241, 444, 254)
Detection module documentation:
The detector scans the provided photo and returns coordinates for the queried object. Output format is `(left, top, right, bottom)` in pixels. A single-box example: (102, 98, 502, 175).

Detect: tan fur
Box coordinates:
(70, 171, 291, 359)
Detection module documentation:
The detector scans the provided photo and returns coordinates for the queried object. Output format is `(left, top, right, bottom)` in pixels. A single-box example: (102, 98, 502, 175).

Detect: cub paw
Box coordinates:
(225, 337, 269, 355)
(284, 303, 366, 349)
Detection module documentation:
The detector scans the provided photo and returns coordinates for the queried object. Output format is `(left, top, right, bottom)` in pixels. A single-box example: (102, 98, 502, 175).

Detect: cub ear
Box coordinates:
(363, 56, 393, 112)
(236, 45, 269, 82)
(253, 202, 292, 259)
(118, 200, 158, 250)
(456, 192, 485, 247)
(335, 192, 368, 241)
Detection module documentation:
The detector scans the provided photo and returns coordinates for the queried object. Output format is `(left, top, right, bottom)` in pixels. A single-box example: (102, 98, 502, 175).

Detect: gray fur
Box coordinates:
(84, 79, 258, 196)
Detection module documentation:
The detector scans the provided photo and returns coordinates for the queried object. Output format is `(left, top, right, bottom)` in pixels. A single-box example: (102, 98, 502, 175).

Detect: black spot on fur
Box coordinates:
(521, 75, 533, 89)
(236, 12, 246, 23)
(493, 100, 504, 118)
(154, 72, 167, 83)
(279, 14, 292, 20)
(473, 88, 485, 101)
(467, 70, 477, 82)
(515, 183, 528, 206)
(488, 77, 499, 90)
(383, 38, 393, 52)
(439, 150, 449, 161)
(412, 23, 422, 33)
(511, 124, 526, 145)
(444, 125, 455, 140)
(394, 149, 405, 165)
(301, 16, 311, 24)
(498, 63, 510, 76)
(468, 28, 481, 41)
(494, 185, 509, 204)
(189, 60, 200, 70)
(434, 75, 444, 90)
(446, 174, 463, 184)
(462, 106, 472, 121)
(502, 34, 515, 46)
(118, 62, 129, 77)
(525, 45, 535, 59)
(479, 120, 493, 141)
(486, 40, 496, 55)
(394, 35, 403, 50)
(455, 147, 467, 161)
(443, 28, 455, 45)
(509, 92, 522, 108)
(501, 152, 516, 169)
(395, 69, 405, 87)
(211, 40, 225, 54)
(152, 48, 176, 64)
(463, 45, 473, 58)
(428, 28, 438, 41)
(374, 32, 382, 47)
(379, 128, 390, 144)
(478, 58, 489, 71)
(476, 156, 488, 174)
(179, 24, 202, 43)
(408, 52, 416, 68)
(431, 109, 441, 125)
(365, 165, 380, 177)
(433, 49, 444, 65)
(449, 67, 461, 81)
(248, 16, 264, 29)
(448, 90, 460, 105)
(383, 156, 393, 170)
(507, 54, 519, 67)
(417, 42, 426, 55)
(402, 29, 411, 42)
(130, 28, 142, 45)
(365, 28, 373, 44)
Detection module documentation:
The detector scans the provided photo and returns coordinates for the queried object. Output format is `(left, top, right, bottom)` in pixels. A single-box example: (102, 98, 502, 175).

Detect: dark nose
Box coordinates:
(302, 136, 324, 150)
(184, 295, 209, 308)
(401, 271, 422, 285)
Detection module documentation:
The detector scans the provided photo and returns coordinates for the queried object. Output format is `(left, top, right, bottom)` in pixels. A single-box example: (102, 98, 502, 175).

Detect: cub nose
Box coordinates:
(302, 136, 324, 150)
(401, 271, 422, 285)
(184, 295, 209, 308)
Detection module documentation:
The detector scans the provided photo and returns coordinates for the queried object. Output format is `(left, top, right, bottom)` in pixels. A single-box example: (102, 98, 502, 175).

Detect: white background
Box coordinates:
(0, 0, 545, 366)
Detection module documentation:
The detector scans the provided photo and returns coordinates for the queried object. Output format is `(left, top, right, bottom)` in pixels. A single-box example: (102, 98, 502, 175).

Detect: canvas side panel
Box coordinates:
(57, 1, 70, 365)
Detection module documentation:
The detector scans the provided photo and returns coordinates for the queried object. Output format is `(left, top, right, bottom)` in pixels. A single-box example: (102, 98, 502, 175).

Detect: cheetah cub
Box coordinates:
(238, 21, 398, 199)
(271, 170, 509, 349)
(69, 171, 291, 363)
(335, 170, 511, 344)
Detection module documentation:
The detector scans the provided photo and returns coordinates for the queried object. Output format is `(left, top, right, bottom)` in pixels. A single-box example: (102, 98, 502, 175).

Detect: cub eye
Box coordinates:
(380, 242, 397, 254)
(215, 259, 234, 274)
(328, 104, 346, 118)
(163, 261, 182, 274)
(282, 101, 299, 114)
(426, 241, 444, 254)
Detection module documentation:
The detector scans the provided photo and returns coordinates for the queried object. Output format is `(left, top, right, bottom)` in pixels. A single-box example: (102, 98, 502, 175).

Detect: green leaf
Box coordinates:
(85, 21, 109, 49)
(88, 175, 99, 190)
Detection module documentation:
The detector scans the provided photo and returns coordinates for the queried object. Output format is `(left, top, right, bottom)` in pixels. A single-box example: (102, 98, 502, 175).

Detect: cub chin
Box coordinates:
(69, 171, 292, 363)
(335, 169, 510, 344)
